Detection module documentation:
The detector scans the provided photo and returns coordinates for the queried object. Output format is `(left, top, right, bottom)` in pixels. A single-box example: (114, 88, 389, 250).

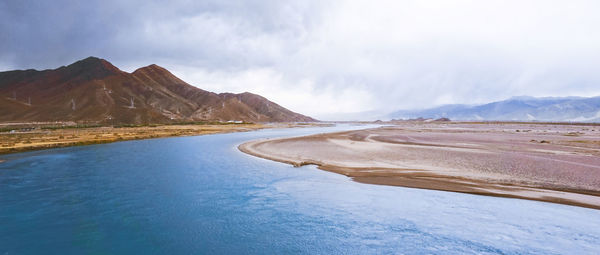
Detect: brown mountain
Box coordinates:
(0, 57, 315, 124)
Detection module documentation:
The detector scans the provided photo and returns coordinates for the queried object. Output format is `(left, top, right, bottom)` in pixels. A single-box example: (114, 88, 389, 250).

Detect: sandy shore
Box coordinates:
(240, 122, 600, 210)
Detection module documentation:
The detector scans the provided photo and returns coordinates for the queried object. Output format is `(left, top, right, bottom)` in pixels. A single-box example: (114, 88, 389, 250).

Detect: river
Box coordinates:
(0, 125, 598, 254)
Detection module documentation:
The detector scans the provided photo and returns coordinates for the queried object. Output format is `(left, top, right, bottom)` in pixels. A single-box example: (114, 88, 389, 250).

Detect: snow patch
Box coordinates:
(569, 110, 600, 122)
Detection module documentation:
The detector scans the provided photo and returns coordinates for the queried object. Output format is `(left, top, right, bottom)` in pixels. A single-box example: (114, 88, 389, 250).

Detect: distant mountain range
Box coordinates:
(389, 96, 600, 122)
(0, 57, 315, 124)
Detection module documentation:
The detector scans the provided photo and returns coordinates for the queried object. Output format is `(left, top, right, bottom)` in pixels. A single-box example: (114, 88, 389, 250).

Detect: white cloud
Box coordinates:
(159, 0, 600, 118)
(169, 66, 377, 119)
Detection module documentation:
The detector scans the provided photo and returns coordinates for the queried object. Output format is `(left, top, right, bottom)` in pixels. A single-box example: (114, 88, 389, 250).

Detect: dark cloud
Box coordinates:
(0, 0, 319, 70)
(1, 0, 600, 119)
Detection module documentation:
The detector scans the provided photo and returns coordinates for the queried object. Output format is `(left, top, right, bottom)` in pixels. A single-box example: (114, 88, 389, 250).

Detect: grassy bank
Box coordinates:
(0, 123, 264, 155)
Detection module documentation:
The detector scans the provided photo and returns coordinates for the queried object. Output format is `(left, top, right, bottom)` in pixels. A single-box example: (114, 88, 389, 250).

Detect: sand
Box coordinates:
(239, 122, 600, 210)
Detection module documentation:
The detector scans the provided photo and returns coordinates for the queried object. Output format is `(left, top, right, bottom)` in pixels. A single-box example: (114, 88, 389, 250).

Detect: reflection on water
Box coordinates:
(1, 124, 599, 254)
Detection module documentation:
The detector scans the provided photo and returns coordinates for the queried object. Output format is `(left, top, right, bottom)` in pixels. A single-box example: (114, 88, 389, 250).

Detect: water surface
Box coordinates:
(1, 125, 599, 254)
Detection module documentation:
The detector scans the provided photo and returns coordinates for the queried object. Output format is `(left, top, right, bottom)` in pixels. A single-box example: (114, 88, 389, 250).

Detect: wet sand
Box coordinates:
(240, 122, 600, 209)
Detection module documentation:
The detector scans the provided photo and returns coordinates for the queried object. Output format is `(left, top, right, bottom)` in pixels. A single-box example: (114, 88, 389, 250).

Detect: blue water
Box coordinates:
(1, 125, 599, 254)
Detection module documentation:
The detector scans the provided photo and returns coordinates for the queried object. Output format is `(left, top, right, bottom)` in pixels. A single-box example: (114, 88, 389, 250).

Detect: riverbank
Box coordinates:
(0, 122, 274, 155)
(239, 122, 600, 209)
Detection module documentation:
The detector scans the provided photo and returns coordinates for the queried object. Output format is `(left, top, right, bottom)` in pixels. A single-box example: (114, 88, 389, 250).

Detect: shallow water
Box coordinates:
(1, 125, 599, 254)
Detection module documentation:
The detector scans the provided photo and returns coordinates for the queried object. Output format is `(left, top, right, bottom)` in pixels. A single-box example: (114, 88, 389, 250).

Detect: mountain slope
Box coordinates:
(0, 57, 315, 124)
(389, 96, 600, 122)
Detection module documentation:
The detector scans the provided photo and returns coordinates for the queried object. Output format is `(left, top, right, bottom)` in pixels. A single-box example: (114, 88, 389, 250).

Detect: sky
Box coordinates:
(2, 0, 600, 120)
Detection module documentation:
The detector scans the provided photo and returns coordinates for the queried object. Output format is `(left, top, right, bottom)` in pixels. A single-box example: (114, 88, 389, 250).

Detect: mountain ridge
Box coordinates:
(0, 57, 315, 124)
(389, 96, 600, 122)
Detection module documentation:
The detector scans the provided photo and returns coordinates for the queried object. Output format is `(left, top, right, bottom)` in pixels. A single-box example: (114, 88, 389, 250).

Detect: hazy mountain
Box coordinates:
(0, 57, 315, 124)
(389, 96, 600, 122)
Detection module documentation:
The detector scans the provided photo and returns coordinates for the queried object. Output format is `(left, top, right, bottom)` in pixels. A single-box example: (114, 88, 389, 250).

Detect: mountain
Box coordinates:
(0, 57, 315, 124)
(389, 96, 600, 122)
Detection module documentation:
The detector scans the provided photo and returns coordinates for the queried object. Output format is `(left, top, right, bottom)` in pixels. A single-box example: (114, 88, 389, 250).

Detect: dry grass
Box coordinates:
(0, 123, 265, 154)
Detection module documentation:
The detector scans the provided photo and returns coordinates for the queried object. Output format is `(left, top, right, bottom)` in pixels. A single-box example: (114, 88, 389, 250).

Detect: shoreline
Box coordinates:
(0, 122, 332, 157)
(239, 124, 600, 210)
(0, 123, 278, 156)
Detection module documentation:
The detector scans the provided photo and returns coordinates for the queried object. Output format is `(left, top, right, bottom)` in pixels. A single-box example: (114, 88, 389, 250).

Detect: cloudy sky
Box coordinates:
(2, 0, 600, 120)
